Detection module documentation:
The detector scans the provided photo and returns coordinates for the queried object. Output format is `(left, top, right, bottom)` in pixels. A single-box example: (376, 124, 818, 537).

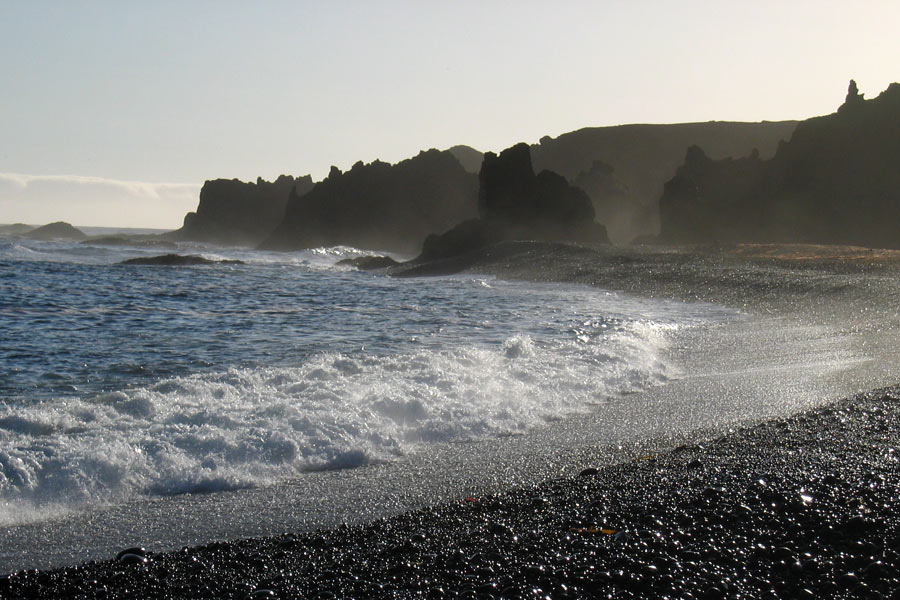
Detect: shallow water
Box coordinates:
(0, 234, 740, 535)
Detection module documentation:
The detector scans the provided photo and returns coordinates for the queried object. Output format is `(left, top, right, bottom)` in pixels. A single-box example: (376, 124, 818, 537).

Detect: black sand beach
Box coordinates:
(5, 243, 900, 599)
(5, 386, 900, 599)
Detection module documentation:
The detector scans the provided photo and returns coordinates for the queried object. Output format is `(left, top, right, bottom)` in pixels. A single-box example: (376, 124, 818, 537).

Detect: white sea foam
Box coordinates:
(0, 317, 682, 525)
(0, 242, 738, 525)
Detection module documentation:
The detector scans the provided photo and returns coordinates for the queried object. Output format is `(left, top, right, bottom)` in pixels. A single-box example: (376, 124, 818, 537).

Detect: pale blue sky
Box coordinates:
(2, 0, 898, 228)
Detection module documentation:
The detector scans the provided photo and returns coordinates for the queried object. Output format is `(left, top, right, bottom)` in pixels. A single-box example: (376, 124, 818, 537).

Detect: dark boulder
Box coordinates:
(120, 254, 244, 266)
(419, 219, 504, 262)
(335, 255, 400, 270)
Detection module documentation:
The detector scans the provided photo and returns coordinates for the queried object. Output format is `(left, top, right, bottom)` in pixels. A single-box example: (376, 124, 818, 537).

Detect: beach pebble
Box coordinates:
(116, 553, 148, 566)
(115, 547, 147, 562)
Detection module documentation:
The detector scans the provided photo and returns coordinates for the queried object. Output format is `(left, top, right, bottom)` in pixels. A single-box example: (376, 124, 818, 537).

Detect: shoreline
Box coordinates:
(6, 385, 900, 598)
(6, 241, 900, 597)
(396, 241, 900, 321)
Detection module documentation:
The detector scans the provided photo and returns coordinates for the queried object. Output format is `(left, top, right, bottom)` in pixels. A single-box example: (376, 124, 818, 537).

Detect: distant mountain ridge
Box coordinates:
(531, 120, 798, 242)
(658, 81, 900, 248)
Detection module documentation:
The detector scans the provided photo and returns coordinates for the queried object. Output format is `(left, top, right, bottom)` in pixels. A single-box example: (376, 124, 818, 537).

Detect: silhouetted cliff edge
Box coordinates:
(171, 123, 793, 249)
(168, 175, 313, 246)
(417, 143, 608, 261)
(531, 120, 797, 242)
(259, 150, 478, 255)
(659, 81, 900, 248)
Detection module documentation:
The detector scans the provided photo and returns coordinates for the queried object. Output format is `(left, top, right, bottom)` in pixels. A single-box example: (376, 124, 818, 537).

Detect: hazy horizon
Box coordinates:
(2, 1, 898, 229)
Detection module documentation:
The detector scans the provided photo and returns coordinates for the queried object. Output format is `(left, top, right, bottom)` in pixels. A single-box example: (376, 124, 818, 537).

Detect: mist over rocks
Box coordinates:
(22, 221, 87, 241)
(168, 174, 314, 246)
(572, 159, 640, 243)
(531, 120, 798, 243)
(259, 149, 478, 255)
(659, 81, 900, 248)
(446, 144, 484, 173)
(418, 143, 608, 261)
(658, 146, 766, 243)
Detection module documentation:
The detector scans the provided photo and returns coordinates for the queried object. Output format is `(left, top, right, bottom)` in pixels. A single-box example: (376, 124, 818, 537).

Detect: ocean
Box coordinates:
(5, 231, 886, 574)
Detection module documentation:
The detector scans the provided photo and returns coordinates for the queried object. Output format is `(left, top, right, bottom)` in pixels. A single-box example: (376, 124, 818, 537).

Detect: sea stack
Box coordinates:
(418, 143, 609, 261)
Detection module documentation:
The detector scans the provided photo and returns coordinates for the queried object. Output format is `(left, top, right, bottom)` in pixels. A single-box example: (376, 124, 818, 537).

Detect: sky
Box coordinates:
(2, 1, 898, 229)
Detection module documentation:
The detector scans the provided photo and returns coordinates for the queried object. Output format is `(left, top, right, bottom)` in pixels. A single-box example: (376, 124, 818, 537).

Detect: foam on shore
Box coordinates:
(5, 386, 899, 598)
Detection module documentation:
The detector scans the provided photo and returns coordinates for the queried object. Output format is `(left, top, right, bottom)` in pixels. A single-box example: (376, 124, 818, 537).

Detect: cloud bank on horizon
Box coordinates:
(0, 173, 199, 230)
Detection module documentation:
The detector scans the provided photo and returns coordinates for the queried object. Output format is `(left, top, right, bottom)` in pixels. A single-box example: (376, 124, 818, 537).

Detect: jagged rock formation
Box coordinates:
(169, 175, 313, 246)
(531, 121, 798, 242)
(170, 122, 793, 249)
(260, 150, 478, 255)
(418, 143, 608, 261)
(659, 81, 900, 248)
(23, 221, 86, 241)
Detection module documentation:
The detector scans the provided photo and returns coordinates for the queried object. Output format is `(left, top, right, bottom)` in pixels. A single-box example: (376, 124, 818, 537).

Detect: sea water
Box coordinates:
(4, 232, 895, 575)
(0, 233, 740, 528)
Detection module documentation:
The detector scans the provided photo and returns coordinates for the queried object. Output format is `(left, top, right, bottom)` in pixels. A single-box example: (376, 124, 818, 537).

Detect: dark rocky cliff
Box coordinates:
(170, 175, 313, 246)
(259, 150, 478, 255)
(418, 143, 608, 261)
(659, 81, 900, 248)
(531, 120, 797, 243)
